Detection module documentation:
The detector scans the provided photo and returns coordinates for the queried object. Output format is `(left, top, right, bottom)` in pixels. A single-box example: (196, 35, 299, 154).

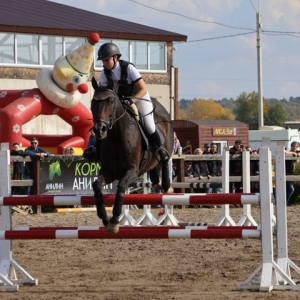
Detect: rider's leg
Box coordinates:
(148, 130, 170, 162)
(135, 94, 169, 162)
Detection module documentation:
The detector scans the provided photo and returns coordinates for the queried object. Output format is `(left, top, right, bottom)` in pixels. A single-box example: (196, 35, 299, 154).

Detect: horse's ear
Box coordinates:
(91, 77, 98, 90)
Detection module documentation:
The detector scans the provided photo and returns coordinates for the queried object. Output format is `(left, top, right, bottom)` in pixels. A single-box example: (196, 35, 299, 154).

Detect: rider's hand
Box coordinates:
(122, 96, 134, 106)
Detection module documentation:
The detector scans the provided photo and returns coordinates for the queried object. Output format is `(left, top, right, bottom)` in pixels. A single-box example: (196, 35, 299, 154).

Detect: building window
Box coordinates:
(0, 33, 166, 72)
(16, 34, 39, 65)
(149, 42, 165, 70)
(0, 33, 14, 64)
(41, 36, 63, 65)
(95, 40, 166, 72)
(132, 41, 147, 70)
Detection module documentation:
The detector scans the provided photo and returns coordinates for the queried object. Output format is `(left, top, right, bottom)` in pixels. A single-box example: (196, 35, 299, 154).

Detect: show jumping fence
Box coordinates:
(1, 138, 300, 292)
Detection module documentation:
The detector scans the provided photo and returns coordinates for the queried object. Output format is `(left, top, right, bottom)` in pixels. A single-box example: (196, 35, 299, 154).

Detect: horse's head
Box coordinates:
(91, 84, 118, 140)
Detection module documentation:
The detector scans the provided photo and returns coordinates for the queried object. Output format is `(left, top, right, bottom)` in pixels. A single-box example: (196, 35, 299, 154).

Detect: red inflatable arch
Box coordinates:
(0, 88, 93, 154)
(0, 32, 100, 154)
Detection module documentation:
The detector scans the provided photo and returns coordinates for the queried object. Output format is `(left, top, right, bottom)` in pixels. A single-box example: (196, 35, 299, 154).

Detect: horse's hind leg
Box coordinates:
(92, 180, 109, 227)
(149, 167, 160, 185)
(161, 161, 171, 192)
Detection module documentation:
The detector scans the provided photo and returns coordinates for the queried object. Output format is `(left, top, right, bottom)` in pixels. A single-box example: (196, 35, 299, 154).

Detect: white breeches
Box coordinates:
(135, 92, 155, 134)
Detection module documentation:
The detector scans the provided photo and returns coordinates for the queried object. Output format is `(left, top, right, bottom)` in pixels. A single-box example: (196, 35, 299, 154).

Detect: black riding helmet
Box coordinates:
(97, 43, 121, 60)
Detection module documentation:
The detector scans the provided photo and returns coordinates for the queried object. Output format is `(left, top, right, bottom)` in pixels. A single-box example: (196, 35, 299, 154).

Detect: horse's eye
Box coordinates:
(73, 75, 80, 84)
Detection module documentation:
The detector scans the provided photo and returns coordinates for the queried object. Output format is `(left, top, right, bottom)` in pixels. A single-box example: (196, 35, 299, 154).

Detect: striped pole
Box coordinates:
(0, 193, 260, 206)
(133, 182, 222, 189)
(0, 227, 260, 240)
(14, 225, 259, 231)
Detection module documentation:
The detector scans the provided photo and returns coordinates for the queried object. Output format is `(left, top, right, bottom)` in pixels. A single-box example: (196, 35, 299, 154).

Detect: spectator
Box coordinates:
(184, 161, 198, 200)
(83, 130, 97, 161)
(249, 147, 259, 193)
(203, 143, 210, 154)
(209, 143, 222, 192)
(184, 161, 197, 179)
(209, 143, 222, 176)
(172, 164, 177, 180)
(193, 147, 212, 193)
(173, 132, 182, 155)
(285, 141, 300, 205)
(10, 143, 26, 195)
(64, 147, 71, 155)
(202, 143, 213, 193)
(64, 147, 75, 155)
(88, 129, 96, 147)
(229, 140, 244, 193)
(24, 137, 50, 195)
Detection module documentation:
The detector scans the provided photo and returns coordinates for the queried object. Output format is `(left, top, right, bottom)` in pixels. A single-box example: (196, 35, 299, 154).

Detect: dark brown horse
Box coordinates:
(91, 84, 173, 233)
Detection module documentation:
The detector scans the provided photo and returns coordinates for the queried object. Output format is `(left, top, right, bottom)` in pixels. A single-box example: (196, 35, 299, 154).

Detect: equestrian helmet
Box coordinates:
(97, 43, 121, 60)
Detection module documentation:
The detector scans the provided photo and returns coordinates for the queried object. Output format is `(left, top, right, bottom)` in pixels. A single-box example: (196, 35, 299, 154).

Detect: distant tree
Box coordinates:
(179, 93, 299, 123)
(264, 102, 287, 126)
(179, 99, 235, 120)
(178, 109, 189, 119)
(235, 92, 260, 129)
(179, 99, 192, 110)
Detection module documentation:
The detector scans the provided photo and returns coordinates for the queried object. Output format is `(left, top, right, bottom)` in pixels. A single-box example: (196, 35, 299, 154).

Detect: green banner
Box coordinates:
(40, 156, 102, 194)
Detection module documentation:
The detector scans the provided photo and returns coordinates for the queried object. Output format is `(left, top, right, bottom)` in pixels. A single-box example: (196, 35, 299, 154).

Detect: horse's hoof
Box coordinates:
(106, 222, 119, 234)
(167, 187, 173, 193)
(102, 218, 109, 227)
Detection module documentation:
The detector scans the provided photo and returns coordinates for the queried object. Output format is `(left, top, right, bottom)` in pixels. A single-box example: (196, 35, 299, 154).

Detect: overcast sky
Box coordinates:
(50, 0, 300, 101)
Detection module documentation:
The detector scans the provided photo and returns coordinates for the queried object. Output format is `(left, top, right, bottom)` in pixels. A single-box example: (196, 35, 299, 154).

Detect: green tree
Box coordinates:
(264, 102, 287, 127)
(235, 92, 268, 130)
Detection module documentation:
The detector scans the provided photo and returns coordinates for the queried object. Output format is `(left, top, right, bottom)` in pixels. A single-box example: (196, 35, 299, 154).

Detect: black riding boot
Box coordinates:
(148, 130, 170, 162)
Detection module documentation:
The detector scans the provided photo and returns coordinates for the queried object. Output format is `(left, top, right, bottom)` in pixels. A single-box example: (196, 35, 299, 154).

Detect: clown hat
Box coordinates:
(66, 32, 100, 75)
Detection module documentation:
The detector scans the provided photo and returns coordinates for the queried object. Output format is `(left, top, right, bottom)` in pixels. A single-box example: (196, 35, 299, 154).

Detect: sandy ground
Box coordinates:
(1, 205, 300, 300)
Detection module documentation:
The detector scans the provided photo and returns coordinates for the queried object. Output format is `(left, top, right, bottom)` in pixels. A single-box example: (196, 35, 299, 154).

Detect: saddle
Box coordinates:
(122, 101, 166, 168)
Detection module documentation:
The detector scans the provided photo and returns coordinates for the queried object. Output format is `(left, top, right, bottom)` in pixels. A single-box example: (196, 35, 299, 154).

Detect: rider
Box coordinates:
(97, 42, 169, 162)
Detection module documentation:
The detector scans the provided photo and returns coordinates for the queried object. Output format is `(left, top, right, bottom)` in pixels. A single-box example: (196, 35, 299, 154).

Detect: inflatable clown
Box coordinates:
(0, 32, 100, 153)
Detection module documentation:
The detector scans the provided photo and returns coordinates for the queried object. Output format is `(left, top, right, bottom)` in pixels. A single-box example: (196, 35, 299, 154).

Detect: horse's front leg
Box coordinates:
(107, 168, 138, 234)
(92, 175, 110, 227)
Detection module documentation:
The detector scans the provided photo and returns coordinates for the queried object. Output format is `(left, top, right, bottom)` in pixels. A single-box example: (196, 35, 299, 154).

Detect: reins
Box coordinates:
(92, 87, 159, 129)
(92, 88, 127, 130)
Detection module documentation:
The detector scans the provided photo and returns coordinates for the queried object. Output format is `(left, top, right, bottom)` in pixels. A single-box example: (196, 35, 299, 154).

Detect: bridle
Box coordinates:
(92, 88, 126, 130)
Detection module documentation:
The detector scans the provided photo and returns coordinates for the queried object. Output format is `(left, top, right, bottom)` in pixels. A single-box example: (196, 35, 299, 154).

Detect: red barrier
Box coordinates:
(0, 193, 259, 206)
(1, 227, 260, 240)
(14, 226, 259, 231)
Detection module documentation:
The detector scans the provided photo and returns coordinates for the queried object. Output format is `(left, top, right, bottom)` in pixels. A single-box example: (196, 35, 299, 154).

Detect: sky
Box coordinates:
(49, 0, 300, 101)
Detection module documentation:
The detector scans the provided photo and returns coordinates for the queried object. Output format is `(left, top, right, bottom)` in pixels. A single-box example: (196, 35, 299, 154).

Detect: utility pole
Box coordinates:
(256, 10, 264, 128)
(251, 0, 263, 128)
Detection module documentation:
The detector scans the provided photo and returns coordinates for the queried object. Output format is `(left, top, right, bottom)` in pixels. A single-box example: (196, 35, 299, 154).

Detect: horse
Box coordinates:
(91, 83, 174, 233)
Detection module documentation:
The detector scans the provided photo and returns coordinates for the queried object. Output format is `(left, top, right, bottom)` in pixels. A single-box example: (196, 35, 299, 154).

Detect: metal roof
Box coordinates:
(0, 0, 187, 42)
(173, 120, 249, 127)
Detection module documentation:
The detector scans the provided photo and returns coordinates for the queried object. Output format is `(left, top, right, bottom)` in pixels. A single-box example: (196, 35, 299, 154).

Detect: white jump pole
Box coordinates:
(237, 150, 258, 226)
(275, 146, 300, 288)
(237, 137, 300, 291)
(135, 172, 157, 225)
(216, 149, 236, 226)
(0, 148, 37, 291)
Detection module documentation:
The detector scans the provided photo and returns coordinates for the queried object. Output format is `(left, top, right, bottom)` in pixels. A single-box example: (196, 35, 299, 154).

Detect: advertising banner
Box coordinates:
(40, 156, 116, 194)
